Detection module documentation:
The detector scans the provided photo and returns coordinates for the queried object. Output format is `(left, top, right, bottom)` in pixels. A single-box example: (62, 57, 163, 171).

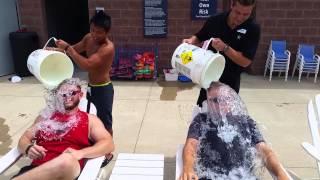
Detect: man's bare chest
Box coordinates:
(85, 41, 100, 57)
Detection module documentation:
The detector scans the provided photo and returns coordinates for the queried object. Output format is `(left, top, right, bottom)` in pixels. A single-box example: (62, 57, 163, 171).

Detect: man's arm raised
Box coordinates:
(67, 42, 114, 71)
(54, 35, 87, 54)
(71, 34, 89, 54)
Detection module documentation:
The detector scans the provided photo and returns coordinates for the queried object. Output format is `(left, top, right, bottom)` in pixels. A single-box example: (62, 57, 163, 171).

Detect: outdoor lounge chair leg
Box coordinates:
(264, 57, 269, 77)
(285, 61, 290, 82)
(291, 68, 295, 79)
(269, 68, 273, 81)
(315, 62, 320, 83)
(291, 61, 297, 79)
(298, 67, 303, 83)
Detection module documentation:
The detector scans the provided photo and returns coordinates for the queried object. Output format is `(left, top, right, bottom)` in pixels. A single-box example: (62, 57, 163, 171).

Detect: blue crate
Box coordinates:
(178, 74, 192, 82)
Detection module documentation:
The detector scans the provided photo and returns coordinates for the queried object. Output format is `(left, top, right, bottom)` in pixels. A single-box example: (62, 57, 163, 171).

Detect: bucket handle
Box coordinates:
(202, 38, 220, 54)
(27, 63, 33, 74)
(43, 37, 58, 50)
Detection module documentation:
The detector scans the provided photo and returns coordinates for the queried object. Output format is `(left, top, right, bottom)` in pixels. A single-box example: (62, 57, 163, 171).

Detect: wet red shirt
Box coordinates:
(32, 110, 90, 169)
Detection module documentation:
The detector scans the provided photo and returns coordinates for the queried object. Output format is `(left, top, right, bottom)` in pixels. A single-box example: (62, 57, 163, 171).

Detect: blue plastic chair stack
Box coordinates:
(291, 44, 320, 83)
(264, 40, 291, 81)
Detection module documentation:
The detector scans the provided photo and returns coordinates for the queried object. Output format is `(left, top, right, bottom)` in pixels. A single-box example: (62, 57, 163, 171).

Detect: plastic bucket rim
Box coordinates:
(200, 54, 225, 88)
(38, 52, 74, 87)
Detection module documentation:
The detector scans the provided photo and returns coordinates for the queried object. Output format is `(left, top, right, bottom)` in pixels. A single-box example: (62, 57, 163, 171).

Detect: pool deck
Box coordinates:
(0, 73, 319, 180)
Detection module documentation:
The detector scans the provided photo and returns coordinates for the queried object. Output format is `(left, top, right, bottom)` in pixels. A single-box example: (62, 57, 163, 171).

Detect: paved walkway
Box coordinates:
(0, 73, 319, 179)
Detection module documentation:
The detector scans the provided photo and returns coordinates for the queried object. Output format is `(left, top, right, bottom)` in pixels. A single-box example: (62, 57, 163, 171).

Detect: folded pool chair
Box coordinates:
(264, 40, 291, 81)
(292, 44, 320, 83)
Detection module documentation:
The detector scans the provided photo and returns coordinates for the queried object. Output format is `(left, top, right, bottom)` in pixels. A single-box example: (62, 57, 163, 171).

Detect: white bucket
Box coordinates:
(171, 40, 225, 89)
(27, 37, 74, 89)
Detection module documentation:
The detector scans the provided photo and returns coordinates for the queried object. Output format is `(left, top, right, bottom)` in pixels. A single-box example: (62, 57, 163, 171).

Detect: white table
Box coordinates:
(109, 153, 164, 180)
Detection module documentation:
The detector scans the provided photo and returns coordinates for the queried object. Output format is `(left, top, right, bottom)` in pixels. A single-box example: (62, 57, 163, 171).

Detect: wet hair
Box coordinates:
(207, 81, 225, 92)
(206, 81, 248, 117)
(56, 78, 82, 92)
(90, 11, 111, 32)
(233, 0, 256, 6)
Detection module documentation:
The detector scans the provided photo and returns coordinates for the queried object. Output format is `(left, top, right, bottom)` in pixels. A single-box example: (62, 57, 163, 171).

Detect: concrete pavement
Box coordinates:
(0, 73, 319, 180)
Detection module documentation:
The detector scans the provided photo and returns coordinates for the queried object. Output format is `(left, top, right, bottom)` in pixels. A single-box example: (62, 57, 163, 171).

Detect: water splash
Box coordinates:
(34, 113, 80, 141)
(217, 118, 238, 144)
(193, 82, 265, 179)
(32, 78, 87, 141)
(40, 88, 65, 118)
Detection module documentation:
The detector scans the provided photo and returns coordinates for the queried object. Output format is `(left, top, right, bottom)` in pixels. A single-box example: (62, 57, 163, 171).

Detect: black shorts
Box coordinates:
(87, 82, 114, 132)
(11, 165, 36, 179)
(11, 164, 81, 179)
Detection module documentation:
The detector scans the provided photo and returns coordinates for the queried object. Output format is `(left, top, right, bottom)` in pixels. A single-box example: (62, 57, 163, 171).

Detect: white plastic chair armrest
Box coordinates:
(301, 142, 320, 161)
(79, 98, 97, 115)
(286, 169, 300, 180)
(0, 147, 22, 174)
(0, 148, 105, 178)
(307, 100, 320, 148)
(175, 144, 184, 180)
(315, 95, 320, 117)
(78, 156, 105, 180)
(278, 165, 294, 180)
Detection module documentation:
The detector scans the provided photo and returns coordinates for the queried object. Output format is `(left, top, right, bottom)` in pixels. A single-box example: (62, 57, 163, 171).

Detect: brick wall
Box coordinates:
(18, 0, 320, 75)
(18, 0, 47, 45)
(88, 0, 224, 71)
(254, 0, 320, 74)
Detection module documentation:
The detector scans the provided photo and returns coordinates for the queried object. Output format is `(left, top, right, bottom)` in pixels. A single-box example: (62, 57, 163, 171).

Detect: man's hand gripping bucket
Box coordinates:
(27, 37, 74, 89)
(171, 38, 225, 89)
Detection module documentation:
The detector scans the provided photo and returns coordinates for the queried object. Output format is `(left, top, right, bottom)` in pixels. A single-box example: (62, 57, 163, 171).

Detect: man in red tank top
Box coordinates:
(12, 78, 114, 180)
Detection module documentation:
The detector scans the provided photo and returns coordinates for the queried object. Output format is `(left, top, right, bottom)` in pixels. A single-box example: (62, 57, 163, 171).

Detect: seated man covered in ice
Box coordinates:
(12, 78, 114, 180)
(180, 82, 290, 180)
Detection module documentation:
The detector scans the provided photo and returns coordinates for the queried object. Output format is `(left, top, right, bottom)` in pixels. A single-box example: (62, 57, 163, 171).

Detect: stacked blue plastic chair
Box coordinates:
(291, 44, 320, 83)
(264, 40, 291, 81)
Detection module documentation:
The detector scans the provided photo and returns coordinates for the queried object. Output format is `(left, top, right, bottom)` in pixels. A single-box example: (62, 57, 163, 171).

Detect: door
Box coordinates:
(0, 0, 19, 76)
(45, 0, 89, 45)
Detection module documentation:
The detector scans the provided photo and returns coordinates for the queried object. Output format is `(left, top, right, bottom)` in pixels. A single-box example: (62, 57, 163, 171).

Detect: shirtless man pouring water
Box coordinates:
(54, 11, 115, 166)
(54, 11, 115, 137)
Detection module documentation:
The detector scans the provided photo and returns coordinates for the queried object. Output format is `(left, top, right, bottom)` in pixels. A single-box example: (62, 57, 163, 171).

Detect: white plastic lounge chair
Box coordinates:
(0, 98, 104, 180)
(301, 94, 320, 176)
